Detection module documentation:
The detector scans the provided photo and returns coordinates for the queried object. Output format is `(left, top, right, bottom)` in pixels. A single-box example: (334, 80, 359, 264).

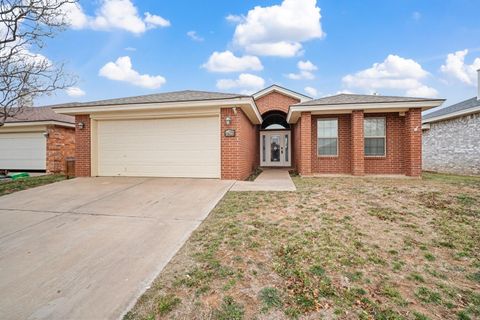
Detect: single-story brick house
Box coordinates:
(0, 107, 75, 173)
(53, 85, 444, 180)
(422, 70, 480, 175)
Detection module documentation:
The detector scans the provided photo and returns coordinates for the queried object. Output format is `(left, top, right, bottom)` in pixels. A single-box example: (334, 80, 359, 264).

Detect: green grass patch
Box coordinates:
(259, 287, 282, 311)
(415, 287, 442, 304)
(214, 296, 244, 320)
(423, 172, 480, 187)
(156, 294, 181, 316)
(0, 174, 66, 196)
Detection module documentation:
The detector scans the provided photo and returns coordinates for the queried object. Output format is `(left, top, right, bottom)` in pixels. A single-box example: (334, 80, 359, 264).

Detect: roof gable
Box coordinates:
(253, 85, 312, 103)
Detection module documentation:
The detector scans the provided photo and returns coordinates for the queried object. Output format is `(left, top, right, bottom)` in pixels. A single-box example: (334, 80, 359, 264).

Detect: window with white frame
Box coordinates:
(364, 117, 386, 156)
(317, 119, 338, 156)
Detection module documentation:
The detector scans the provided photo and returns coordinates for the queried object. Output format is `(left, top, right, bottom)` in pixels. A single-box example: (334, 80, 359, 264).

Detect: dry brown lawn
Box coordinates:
(124, 172, 480, 320)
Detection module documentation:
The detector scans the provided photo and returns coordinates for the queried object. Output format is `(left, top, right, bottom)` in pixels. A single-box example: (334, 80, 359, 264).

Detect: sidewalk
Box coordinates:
(231, 169, 297, 191)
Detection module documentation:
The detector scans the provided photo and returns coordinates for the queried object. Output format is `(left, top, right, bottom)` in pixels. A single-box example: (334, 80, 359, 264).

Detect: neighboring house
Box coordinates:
(422, 70, 480, 175)
(53, 85, 444, 180)
(0, 107, 75, 173)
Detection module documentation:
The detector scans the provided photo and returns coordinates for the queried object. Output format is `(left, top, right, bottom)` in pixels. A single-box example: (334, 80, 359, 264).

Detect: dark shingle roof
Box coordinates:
(295, 94, 444, 106)
(423, 97, 480, 121)
(5, 107, 74, 124)
(52, 90, 250, 109)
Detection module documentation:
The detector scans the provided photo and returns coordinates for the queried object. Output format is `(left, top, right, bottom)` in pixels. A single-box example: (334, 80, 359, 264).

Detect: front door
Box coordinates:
(260, 131, 291, 167)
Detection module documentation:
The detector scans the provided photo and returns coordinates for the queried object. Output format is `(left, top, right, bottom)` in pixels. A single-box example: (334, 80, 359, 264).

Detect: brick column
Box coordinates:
(351, 110, 365, 176)
(46, 125, 75, 174)
(75, 115, 91, 177)
(404, 108, 422, 177)
(299, 112, 312, 176)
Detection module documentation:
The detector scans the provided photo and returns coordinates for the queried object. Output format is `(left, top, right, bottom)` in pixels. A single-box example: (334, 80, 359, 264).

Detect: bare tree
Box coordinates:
(0, 0, 77, 126)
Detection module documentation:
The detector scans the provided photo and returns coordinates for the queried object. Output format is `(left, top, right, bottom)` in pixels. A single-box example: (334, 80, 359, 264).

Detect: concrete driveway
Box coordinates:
(0, 177, 233, 320)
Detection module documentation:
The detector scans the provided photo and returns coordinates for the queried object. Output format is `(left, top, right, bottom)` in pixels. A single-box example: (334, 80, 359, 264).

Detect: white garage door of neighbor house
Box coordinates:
(97, 116, 220, 178)
(0, 132, 46, 170)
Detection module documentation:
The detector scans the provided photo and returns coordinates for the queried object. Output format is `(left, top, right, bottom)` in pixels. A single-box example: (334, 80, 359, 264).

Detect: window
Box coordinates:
(317, 119, 338, 156)
(364, 117, 386, 156)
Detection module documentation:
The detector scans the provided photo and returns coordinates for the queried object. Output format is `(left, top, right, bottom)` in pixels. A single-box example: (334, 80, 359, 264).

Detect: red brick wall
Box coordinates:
(311, 114, 353, 174)
(404, 108, 422, 176)
(292, 119, 302, 172)
(221, 108, 258, 180)
(351, 110, 365, 175)
(74, 115, 91, 177)
(296, 111, 422, 176)
(46, 125, 75, 174)
(299, 112, 312, 175)
(255, 91, 300, 115)
(364, 113, 406, 175)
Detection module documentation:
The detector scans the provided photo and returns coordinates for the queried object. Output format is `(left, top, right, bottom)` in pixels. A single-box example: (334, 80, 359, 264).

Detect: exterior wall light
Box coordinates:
(225, 116, 232, 126)
(77, 122, 85, 130)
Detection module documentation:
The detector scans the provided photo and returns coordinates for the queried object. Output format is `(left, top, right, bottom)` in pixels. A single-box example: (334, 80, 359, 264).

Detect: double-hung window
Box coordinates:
(317, 119, 338, 156)
(364, 117, 386, 156)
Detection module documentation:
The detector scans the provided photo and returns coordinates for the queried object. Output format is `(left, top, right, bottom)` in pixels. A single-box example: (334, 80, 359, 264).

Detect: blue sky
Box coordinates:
(38, 0, 480, 107)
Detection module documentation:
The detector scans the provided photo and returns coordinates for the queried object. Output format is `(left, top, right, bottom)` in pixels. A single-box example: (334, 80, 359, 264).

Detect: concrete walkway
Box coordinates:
(231, 168, 296, 191)
(0, 177, 233, 320)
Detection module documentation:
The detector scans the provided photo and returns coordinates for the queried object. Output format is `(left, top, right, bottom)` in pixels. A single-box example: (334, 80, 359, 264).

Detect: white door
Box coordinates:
(260, 131, 291, 167)
(97, 116, 220, 178)
(0, 132, 46, 170)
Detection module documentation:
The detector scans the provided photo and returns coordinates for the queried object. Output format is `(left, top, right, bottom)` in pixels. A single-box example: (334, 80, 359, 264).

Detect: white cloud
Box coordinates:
(406, 85, 438, 98)
(304, 86, 318, 97)
(342, 54, 438, 98)
(63, 0, 170, 34)
(187, 31, 204, 42)
(65, 87, 86, 97)
(124, 47, 137, 51)
(232, 0, 325, 57)
(144, 12, 171, 28)
(286, 60, 317, 80)
(62, 2, 88, 29)
(99, 56, 166, 89)
(298, 60, 318, 72)
(216, 73, 265, 94)
(203, 51, 263, 73)
(226, 14, 244, 23)
(440, 49, 480, 86)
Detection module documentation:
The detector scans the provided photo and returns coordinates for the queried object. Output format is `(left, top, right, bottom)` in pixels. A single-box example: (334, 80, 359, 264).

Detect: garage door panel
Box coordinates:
(97, 117, 220, 178)
(0, 132, 46, 170)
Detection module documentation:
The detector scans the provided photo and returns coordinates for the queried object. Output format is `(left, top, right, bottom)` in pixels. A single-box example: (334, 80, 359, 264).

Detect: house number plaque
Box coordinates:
(224, 129, 236, 137)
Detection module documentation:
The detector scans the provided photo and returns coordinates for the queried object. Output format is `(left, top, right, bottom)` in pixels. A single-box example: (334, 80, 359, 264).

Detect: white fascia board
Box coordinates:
(1, 121, 75, 128)
(54, 97, 263, 125)
(422, 105, 480, 124)
(287, 100, 444, 123)
(253, 85, 312, 102)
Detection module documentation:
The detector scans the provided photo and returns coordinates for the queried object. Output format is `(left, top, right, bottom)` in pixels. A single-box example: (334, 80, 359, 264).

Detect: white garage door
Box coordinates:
(97, 116, 220, 178)
(0, 132, 46, 170)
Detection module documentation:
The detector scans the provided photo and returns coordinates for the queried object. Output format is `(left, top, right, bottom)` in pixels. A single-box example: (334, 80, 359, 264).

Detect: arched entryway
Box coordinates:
(261, 110, 290, 130)
(260, 110, 291, 167)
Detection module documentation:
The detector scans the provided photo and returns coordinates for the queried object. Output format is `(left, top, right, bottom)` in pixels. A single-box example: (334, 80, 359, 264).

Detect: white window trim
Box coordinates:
(364, 117, 387, 157)
(317, 118, 339, 157)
